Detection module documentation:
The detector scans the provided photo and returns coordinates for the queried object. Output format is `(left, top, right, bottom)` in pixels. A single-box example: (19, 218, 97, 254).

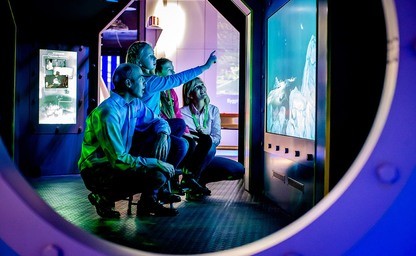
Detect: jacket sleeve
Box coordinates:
(91, 106, 145, 171)
(145, 66, 203, 93)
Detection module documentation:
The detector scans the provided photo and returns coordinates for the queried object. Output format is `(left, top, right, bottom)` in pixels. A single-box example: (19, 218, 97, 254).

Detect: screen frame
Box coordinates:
(31, 47, 86, 134)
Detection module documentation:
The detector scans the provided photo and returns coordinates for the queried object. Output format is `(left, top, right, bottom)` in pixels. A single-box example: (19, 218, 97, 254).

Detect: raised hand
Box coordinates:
(201, 50, 217, 71)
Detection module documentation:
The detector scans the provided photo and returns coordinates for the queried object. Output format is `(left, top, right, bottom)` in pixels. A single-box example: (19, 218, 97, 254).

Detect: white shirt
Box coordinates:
(180, 104, 221, 147)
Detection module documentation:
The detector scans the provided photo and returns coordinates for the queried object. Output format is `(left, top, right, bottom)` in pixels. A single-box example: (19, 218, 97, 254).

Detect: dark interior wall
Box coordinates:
(14, 43, 90, 177)
(1, 0, 16, 158)
(8, 0, 134, 176)
(327, 0, 386, 188)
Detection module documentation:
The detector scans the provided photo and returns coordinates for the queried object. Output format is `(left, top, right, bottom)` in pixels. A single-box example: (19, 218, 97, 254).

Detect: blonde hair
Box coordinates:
(125, 41, 152, 65)
(182, 77, 210, 106)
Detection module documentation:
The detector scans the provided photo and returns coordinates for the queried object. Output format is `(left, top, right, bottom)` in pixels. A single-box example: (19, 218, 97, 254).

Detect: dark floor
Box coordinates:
(28, 174, 294, 255)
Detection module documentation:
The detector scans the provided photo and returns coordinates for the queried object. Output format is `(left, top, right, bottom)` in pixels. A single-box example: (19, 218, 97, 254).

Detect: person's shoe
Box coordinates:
(181, 176, 211, 195)
(158, 190, 181, 204)
(88, 193, 120, 219)
(198, 180, 212, 196)
(171, 182, 186, 195)
(185, 190, 204, 201)
(136, 199, 179, 217)
(201, 185, 211, 196)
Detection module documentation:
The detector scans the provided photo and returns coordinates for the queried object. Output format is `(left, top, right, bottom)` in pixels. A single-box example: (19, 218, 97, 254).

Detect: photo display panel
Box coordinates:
(39, 49, 78, 125)
(266, 0, 317, 140)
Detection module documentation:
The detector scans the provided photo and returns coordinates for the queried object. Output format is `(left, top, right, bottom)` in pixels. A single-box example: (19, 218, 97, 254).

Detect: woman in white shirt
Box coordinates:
(180, 77, 245, 201)
(180, 77, 221, 199)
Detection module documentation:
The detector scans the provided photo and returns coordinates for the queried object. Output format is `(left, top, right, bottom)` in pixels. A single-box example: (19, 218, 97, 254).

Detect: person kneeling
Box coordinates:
(78, 63, 178, 218)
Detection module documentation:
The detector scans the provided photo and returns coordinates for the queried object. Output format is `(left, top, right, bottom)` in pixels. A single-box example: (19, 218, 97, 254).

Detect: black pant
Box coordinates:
(181, 133, 213, 179)
(199, 156, 245, 185)
(81, 163, 167, 202)
(166, 118, 187, 137)
(130, 128, 188, 169)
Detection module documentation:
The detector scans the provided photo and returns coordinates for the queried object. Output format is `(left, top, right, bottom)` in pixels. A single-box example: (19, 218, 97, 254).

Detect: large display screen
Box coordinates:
(266, 0, 317, 140)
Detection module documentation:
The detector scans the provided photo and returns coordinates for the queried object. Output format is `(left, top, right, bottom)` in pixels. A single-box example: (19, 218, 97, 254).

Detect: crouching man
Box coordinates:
(78, 63, 178, 218)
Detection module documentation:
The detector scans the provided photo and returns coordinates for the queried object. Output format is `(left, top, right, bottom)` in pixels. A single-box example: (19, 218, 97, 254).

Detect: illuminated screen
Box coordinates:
(266, 0, 316, 140)
(39, 49, 77, 124)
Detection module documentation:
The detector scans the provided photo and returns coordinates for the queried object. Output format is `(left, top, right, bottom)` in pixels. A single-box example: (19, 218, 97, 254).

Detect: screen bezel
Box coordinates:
(264, 0, 319, 160)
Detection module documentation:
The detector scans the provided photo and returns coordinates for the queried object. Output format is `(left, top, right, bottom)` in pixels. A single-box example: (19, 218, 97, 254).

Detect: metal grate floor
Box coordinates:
(29, 175, 293, 255)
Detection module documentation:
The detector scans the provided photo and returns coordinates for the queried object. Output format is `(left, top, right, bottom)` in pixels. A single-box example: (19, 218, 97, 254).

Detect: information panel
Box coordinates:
(39, 49, 77, 125)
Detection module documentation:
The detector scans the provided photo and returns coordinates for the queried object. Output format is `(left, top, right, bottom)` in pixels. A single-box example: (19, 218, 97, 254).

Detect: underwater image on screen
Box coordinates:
(266, 0, 316, 140)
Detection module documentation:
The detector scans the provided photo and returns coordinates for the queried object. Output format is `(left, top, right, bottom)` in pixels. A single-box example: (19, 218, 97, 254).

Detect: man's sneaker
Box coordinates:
(136, 199, 179, 217)
(88, 193, 120, 219)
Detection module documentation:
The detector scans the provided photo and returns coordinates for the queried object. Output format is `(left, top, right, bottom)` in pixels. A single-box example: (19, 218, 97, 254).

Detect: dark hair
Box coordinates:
(155, 58, 172, 74)
(112, 63, 135, 92)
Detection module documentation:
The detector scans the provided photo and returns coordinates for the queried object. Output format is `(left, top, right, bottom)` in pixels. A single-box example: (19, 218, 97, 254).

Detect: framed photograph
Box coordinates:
(39, 49, 77, 125)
